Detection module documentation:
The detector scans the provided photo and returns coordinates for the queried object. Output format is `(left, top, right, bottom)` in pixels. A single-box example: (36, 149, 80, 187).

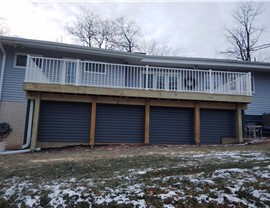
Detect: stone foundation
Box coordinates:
(0, 101, 27, 149)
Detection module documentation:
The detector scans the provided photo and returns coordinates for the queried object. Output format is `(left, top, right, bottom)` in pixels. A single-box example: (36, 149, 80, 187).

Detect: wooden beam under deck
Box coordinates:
(26, 92, 248, 111)
(236, 104, 243, 143)
(90, 98, 97, 145)
(30, 93, 41, 151)
(194, 102, 200, 145)
(24, 83, 253, 104)
(26, 90, 249, 147)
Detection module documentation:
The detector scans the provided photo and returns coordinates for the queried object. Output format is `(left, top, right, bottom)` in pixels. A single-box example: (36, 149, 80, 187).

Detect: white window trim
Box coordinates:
(14, 53, 28, 69)
(83, 61, 107, 75)
(140, 71, 181, 90)
(14, 53, 43, 69)
(228, 74, 238, 92)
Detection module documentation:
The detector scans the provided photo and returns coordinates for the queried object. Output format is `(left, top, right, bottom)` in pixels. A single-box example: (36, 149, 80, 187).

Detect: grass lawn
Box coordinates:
(0, 142, 270, 207)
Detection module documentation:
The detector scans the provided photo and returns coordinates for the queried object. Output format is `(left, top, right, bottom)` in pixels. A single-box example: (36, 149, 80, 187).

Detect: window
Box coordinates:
(14, 53, 43, 68)
(156, 75, 165, 89)
(142, 72, 179, 90)
(229, 75, 237, 91)
(143, 74, 153, 88)
(14, 53, 27, 68)
(169, 76, 178, 90)
(84, 62, 106, 74)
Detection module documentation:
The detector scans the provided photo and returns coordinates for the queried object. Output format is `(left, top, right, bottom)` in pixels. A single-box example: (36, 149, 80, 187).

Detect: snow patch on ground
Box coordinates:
(1, 150, 270, 207)
(159, 191, 177, 200)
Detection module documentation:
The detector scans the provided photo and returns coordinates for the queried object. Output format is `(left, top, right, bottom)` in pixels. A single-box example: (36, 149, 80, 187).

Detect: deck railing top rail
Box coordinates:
(25, 56, 253, 96)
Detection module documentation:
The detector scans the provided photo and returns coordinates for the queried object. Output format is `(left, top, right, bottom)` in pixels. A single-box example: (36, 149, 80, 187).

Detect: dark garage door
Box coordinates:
(150, 106, 194, 144)
(200, 109, 236, 144)
(95, 104, 145, 143)
(38, 101, 91, 142)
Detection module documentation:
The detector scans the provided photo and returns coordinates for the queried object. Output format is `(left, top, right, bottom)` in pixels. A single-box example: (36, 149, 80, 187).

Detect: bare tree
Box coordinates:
(66, 7, 100, 47)
(221, 2, 267, 61)
(66, 9, 141, 52)
(113, 16, 141, 52)
(139, 39, 181, 56)
(94, 19, 117, 50)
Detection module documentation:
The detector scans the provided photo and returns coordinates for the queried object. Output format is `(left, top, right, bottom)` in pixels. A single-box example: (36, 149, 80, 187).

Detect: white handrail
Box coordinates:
(24, 56, 253, 96)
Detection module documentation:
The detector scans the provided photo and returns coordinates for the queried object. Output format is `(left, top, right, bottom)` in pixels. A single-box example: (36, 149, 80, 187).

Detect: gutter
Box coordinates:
(22, 100, 34, 149)
(141, 57, 270, 71)
(0, 36, 145, 60)
(0, 42, 6, 100)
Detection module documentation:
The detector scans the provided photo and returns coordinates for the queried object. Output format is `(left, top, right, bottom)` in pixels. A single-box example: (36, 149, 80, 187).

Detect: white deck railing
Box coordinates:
(24, 56, 252, 96)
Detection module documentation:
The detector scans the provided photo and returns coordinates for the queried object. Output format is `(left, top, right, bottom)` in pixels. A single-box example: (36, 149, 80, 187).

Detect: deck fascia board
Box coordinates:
(23, 83, 253, 104)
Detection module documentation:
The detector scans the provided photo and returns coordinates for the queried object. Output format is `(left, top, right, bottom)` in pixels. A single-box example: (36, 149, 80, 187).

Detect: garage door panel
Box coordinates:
(150, 107, 194, 144)
(200, 109, 236, 144)
(95, 104, 144, 143)
(38, 101, 91, 142)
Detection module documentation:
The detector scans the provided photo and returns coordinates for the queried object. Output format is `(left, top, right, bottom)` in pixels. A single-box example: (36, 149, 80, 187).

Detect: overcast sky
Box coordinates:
(0, 0, 270, 60)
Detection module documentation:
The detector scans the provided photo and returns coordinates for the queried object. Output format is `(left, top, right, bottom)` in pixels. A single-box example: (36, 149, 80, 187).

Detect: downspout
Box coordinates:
(0, 42, 6, 100)
(22, 99, 34, 149)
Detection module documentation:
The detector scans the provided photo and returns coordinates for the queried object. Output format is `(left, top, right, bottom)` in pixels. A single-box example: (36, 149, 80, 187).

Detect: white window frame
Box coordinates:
(140, 71, 180, 91)
(14, 53, 43, 69)
(14, 53, 28, 69)
(83, 61, 107, 75)
(229, 74, 238, 92)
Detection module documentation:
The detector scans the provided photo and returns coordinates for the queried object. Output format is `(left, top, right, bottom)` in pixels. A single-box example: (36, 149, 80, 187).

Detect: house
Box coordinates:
(0, 36, 269, 150)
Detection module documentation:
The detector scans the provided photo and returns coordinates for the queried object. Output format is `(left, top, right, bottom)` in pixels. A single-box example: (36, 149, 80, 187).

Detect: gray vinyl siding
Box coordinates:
(1, 45, 126, 102)
(2, 49, 26, 102)
(200, 109, 236, 144)
(95, 104, 145, 143)
(246, 72, 270, 115)
(150, 106, 194, 144)
(38, 101, 91, 142)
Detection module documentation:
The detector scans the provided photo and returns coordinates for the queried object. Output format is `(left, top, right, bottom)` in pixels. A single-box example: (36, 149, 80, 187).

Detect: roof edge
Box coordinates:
(1, 36, 270, 70)
(0, 36, 145, 60)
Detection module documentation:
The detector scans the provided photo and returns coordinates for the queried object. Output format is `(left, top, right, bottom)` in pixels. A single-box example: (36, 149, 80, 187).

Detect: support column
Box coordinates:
(194, 102, 200, 145)
(90, 98, 97, 145)
(30, 93, 41, 150)
(236, 104, 243, 143)
(144, 100, 150, 144)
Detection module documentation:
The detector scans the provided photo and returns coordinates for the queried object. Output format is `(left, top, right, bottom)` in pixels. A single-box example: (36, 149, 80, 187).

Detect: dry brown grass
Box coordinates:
(0, 141, 270, 207)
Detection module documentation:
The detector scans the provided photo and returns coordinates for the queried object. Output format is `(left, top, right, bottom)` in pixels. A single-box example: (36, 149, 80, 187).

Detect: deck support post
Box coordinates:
(236, 104, 243, 143)
(30, 93, 41, 151)
(90, 98, 97, 145)
(145, 100, 150, 144)
(194, 102, 200, 145)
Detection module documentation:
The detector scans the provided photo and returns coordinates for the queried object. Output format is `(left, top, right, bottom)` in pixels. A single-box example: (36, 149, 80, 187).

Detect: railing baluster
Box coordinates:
(209, 69, 213, 93)
(25, 55, 30, 82)
(146, 65, 149, 90)
(75, 59, 80, 85)
(25, 56, 252, 96)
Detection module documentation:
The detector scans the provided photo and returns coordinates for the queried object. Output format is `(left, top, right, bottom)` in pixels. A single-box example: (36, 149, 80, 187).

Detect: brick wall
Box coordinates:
(0, 101, 27, 149)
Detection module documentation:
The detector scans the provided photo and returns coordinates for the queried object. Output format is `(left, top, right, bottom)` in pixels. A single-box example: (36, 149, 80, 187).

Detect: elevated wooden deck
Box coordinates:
(24, 83, 253, 104)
